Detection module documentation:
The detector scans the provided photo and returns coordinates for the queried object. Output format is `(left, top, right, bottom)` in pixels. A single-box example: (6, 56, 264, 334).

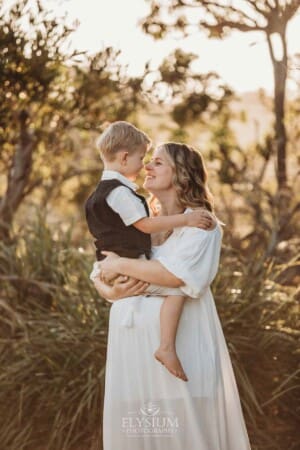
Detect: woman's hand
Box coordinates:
(93, 275, 149, 301)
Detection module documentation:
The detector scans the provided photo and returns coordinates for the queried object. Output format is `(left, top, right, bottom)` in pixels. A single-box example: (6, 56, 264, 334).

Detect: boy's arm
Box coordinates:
(106, 185, 216, 233)
(133, 209, 215, 234)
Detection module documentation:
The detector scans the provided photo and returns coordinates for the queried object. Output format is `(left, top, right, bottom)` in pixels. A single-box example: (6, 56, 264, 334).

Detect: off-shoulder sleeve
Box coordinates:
(156, 226, 222, 298)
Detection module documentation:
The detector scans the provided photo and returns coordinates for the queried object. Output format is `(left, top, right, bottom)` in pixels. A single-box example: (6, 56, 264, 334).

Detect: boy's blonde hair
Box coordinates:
(96, 121, 151, 161)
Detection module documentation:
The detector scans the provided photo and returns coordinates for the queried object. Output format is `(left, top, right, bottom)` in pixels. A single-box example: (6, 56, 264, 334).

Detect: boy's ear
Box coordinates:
(120, 151, 129, 165)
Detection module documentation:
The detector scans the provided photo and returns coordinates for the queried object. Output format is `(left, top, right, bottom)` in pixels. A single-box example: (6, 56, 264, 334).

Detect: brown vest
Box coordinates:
(85, 179, 151, 261)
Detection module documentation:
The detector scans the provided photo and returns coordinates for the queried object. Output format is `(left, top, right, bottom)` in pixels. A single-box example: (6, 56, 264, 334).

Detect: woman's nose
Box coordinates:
(144, 162, 152, 171)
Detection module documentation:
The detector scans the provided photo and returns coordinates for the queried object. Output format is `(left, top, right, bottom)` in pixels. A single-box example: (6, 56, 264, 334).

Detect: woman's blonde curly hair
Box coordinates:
(162, 142, 214, 212)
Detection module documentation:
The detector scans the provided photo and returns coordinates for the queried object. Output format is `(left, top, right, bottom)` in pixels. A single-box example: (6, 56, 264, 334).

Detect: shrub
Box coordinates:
(0, 215, 299, 449)
(0, 215, 109, 450)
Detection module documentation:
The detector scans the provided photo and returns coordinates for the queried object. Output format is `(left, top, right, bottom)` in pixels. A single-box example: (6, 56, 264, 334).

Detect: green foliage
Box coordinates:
(0, 214, 109, 450)
(150, 49, 233, 127)
(0, 214, 299, 449)
(206, 98, 299, 254)
(0, 0, 76, 150)
(0, 2, 299, 449)
(141, 0, 300, 191)
(0, 0, 145, 235)
(213, 242, 299, 450)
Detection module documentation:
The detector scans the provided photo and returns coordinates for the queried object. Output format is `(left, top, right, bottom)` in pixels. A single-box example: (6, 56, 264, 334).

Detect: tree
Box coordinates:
(151, 48, 233, 130)
(0, 0, 144, 240)
(142, 0, 300, 192)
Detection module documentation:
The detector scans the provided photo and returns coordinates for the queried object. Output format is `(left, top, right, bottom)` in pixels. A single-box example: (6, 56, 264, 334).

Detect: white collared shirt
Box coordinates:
(101, 170, 147, 226)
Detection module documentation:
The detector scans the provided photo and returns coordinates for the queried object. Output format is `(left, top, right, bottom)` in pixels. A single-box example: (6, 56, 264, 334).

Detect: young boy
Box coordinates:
(85, 121, 213, 382)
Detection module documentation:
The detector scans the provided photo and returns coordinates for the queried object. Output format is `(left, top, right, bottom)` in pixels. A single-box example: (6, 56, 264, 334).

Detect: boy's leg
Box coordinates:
(154, 295, 188, 382)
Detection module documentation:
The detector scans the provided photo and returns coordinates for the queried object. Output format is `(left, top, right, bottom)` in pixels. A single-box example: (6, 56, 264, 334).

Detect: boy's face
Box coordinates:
(124, 146, 147, 179)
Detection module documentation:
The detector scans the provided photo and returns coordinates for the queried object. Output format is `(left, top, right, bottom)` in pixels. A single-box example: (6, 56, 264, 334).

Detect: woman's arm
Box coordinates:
(101, 252, 184, 288)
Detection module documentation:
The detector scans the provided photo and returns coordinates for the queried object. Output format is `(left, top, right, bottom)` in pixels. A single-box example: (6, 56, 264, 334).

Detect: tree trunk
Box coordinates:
(268, 30, 288, 190)
(274, 59, 287, 189)
(0, 110, 35, 241)
(266, 28, 292, 236)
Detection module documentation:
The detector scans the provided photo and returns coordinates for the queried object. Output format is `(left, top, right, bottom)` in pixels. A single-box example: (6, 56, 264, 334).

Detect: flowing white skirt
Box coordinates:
(103, 289, 251, 450)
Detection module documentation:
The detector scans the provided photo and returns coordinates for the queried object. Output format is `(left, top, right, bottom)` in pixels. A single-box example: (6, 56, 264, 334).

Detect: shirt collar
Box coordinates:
(101, 170, 138, 191)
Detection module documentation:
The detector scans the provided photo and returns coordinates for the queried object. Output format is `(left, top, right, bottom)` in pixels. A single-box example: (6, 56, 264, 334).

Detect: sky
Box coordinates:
(50, 0, 300, 93)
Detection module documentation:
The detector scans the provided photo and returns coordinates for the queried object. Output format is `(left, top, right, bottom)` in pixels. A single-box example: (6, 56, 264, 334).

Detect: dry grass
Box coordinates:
(0, 215, 299, 450)
(0, 216, 109, 450)
(213, 241, 300, 450)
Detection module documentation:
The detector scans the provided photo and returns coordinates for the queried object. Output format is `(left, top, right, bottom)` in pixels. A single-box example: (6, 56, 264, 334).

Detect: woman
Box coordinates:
(94, 143, 251, 450)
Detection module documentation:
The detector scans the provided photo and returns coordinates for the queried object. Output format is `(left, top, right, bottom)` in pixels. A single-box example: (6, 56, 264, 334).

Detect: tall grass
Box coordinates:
(0, 215, 299, 449)
(213, 242, 299, 450)
(0, 216, 109, 450)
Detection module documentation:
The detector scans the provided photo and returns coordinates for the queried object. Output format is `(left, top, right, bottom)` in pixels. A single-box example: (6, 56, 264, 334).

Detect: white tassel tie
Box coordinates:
(90, 261, 139, 328)
(89, 261, 102, 281)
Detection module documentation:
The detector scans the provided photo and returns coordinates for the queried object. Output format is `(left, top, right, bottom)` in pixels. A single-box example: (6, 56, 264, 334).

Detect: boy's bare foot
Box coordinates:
(154, 347, 188, 382)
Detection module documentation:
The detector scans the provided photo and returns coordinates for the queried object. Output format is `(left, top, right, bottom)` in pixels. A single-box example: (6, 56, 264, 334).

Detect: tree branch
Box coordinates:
(284, 0, 300, 21)
(247, 0, 270, 17)
(201, 0, 263, 25)
(201, 19, 265, 34)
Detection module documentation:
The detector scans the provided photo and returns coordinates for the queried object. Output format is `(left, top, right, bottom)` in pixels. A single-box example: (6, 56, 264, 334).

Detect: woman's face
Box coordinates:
(143, 146, 174, 193)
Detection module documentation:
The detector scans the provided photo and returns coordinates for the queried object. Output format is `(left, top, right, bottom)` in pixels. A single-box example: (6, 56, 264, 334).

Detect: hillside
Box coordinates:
(230, 90, 273, 147)
(139, 90, 273, 148)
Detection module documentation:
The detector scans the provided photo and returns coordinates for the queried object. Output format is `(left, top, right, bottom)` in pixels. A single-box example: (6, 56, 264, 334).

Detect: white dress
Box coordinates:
(103, 220, 251, 450)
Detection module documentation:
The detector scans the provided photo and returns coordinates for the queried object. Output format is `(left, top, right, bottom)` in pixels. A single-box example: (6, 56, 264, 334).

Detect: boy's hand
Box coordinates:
(99, 271, 120, 285)
(99, 251, 121, 284)
(185, 209, 216, 230)
(93, 276, 149, 301)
